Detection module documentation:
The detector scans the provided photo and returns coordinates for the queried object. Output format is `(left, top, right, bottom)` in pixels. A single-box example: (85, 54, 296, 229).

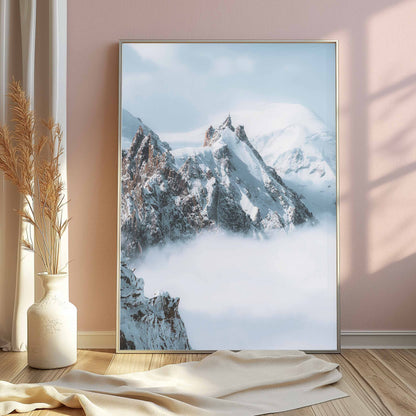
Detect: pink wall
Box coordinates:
(67, 0, 416, 331)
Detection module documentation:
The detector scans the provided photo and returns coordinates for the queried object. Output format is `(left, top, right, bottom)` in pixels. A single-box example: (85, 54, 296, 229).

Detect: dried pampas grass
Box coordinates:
(0, 79, 69, 274)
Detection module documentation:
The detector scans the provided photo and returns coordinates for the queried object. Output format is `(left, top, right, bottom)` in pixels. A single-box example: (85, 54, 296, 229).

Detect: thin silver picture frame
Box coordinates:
(116, 39, 340, 354)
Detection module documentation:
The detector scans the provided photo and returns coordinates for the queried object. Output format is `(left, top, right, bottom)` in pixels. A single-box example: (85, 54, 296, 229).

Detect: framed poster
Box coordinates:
(117, 40, 339, 353)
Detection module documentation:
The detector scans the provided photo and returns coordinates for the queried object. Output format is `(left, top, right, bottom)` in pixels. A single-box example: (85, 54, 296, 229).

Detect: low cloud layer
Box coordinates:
(131, 219, 337, 348)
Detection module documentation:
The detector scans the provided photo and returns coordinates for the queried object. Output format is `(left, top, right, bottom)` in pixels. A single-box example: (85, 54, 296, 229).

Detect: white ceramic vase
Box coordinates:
(27, 273, 77, 369)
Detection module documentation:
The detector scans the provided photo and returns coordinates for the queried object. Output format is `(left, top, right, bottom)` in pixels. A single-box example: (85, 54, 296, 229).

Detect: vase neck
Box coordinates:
(39, 273, 68, 301)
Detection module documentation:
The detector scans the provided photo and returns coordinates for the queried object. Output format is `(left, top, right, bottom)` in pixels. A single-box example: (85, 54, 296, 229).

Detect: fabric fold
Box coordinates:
(0, 350, 347, 416)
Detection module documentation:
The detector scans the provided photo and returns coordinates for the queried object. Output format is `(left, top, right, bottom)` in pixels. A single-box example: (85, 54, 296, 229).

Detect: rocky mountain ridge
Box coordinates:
(120, 264, 191, 350)
(147, 103, 336, 216)
(121, 114, 314, 259)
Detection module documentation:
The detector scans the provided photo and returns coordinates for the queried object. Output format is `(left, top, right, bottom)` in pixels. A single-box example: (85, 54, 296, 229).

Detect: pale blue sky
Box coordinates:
(122, 42, 336, 134)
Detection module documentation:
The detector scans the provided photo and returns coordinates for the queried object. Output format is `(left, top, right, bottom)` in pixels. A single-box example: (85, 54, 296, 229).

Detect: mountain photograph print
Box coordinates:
(118, 41, 338, 352)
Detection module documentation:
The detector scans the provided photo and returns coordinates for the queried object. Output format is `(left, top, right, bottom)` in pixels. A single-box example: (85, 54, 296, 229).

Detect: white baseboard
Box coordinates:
(340, 331, 416, 349)
(77, 330, 416, 350)
(78, 331, 116, 349)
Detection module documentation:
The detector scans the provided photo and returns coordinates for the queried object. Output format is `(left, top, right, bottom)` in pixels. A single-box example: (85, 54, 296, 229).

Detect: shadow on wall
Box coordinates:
(340, 0, 416, 330)
(342, 253, 416, 329)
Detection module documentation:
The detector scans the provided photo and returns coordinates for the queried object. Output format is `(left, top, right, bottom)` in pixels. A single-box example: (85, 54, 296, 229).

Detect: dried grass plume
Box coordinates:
(0, 79, 69, 274)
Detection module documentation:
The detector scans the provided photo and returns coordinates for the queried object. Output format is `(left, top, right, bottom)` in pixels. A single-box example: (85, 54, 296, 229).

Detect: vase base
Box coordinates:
(28, 358, 77, 370)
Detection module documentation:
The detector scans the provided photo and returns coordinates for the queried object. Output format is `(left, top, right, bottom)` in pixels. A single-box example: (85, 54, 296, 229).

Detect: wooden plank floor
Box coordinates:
(0, 349, 415, 415)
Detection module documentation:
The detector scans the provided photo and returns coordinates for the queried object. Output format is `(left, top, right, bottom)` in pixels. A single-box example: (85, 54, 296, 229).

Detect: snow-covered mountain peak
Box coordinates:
(219, 114, 235, 132)
(121, 115, 313, 258)
(173, 117, 313, 231)
(204, 115, 239, 147)
(203, 125, 216, 147)
(160, 103, 333, 151)
(122, 109, 155, 150)
(121, 103, 336, 219)
(226, 103, 337, 216)
(229, 103, 330, 140)
(123, 126, 173, 182)
(199, 117, 272, 180)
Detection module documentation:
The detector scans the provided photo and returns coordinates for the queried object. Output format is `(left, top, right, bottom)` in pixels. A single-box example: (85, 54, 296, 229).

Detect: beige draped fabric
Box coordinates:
(0, 350, 347, 415)
(0, 0, 67, 352)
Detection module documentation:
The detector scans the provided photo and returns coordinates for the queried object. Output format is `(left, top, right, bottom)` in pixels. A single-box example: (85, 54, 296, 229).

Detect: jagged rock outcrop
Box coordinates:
(121, 127, 210, 257)
(121, 115, 314, 259)
(119, 264, 191, 350)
